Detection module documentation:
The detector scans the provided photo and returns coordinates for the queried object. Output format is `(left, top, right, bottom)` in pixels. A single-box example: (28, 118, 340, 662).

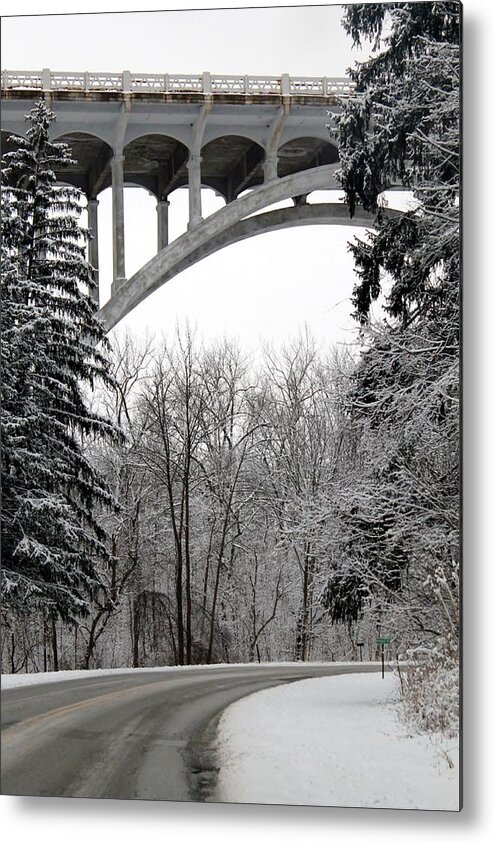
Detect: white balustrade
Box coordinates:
(325, 78, 356, 95)
(131, 73, 169, 91)
(290, 77, 325, 95)
(1, 69, 356, 97)
(2, 70, 43, 89)
(87, 73, 123, 91)
(246, 76, 281, 95)
(167, 74, 203, 92)
(211, 75, 246, 93)
(51, 72, 86, 90)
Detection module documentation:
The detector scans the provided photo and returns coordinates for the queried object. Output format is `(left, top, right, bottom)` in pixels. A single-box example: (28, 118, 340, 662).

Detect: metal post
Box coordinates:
(381, 643, 385, 679)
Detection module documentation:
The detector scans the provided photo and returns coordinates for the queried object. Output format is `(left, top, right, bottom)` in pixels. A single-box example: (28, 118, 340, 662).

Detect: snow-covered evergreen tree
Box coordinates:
(338, 2, 460, 326)
(325, 3, 460, 733)
(1, 101, 120, 624)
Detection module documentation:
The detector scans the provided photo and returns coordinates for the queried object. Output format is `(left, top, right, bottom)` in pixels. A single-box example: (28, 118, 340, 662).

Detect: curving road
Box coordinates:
(1, 663, 380, 801)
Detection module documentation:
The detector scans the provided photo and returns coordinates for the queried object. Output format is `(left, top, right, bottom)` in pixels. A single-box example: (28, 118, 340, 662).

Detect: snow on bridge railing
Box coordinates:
(1, 69, 356, 98)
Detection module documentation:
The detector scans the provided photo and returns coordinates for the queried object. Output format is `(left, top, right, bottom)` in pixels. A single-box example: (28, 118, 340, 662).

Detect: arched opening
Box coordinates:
(122, 134, 189, 199)
(200, 135, 265, 201)
(277, 136, 338, 180)
(53, 131, 114, 196)
(165, 186, 225, 242)
(93, 185, 162, 308)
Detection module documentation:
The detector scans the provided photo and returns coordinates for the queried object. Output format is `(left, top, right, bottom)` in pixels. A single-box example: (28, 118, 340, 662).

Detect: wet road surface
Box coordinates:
(1, 663, 380, 801)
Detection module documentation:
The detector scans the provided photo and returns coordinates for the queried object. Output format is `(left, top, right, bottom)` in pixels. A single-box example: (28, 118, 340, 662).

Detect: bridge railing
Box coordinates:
(1, 69, 356, 98)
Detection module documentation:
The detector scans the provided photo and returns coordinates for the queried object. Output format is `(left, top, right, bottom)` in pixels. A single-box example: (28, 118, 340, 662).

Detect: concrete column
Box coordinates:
(187, 154, 202, 230)
(157, 198, 170, 251)
(41, 68, 52, 105)
(111, 153, 126, 292)
(263, 152, 279, 183)
(281, 73, 290, 98)
(87, 198, 100, 306)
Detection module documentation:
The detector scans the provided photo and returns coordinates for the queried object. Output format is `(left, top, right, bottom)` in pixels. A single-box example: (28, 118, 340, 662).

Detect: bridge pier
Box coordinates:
(87, 197, 100, 306)
(263, 153, 279, 183)
(187, 154, 203, 230)
(111, 153, 126, 294)
(157, 198, 170, 251)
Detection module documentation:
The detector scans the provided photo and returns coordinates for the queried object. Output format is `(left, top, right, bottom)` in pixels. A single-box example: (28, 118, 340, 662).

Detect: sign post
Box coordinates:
(376, 637, 390, 678)
(357, 641, 364, 662)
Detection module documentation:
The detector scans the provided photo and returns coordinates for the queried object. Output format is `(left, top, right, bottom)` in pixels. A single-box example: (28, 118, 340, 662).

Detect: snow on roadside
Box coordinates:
(1, 661, 375, 690)
(214, 673, 459, 811)
(1, 667, 175, 689)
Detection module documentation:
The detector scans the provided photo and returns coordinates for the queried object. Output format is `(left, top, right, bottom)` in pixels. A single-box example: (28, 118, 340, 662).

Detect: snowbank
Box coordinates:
(1, 661, 376, 690)
(214, 673, 460, 811)
(1, 667, 173, 689)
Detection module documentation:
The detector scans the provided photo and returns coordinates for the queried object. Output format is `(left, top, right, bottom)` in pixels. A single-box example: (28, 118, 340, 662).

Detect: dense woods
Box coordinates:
(1, 3, 460, 739)
(333, 1, 460, 734)
(2, 329, 376, 670)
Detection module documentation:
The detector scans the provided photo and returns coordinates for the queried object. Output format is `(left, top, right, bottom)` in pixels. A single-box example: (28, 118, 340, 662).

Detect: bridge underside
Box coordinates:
(0, 130, 338, 202)
(1, 131, 338, 203)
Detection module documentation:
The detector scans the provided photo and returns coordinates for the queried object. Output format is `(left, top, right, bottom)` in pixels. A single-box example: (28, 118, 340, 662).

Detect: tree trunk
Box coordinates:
(51, 617, 59, 671)
(132, 600, 140, 668)
(184, 477, 192, 664)
(175, 551, 184, 665)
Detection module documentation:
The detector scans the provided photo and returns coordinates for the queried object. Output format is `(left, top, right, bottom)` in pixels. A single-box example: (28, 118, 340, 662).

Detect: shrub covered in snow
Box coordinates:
(398, 645, 459, 738)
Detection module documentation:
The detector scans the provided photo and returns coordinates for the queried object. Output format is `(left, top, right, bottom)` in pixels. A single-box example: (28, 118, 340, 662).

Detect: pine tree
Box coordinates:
(338, 2, 460, 327)
(325, 5, 460, 733)
(1, 100, 120, 624)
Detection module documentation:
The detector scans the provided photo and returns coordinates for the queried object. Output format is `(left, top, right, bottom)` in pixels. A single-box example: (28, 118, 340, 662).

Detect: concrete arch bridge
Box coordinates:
(1, 69, 376, 331)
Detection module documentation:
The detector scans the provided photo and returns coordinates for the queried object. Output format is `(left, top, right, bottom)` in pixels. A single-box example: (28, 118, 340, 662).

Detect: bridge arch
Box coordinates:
(98, 163, 358, 330)
(199, 134, 266, 202)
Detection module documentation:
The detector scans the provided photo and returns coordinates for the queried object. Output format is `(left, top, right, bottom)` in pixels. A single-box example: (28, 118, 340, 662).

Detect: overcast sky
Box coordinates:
(1, 2, 377, 353)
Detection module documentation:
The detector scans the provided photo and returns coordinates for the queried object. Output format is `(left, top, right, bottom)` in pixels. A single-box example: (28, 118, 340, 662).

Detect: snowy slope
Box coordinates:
(214, 673, 460, 811)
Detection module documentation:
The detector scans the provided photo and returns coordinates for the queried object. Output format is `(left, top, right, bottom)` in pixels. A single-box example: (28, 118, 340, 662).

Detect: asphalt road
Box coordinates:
(1, 663, 380, 801)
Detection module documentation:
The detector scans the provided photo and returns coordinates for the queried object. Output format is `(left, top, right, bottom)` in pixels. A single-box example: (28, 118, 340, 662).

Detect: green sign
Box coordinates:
(377, 637, 390, 645)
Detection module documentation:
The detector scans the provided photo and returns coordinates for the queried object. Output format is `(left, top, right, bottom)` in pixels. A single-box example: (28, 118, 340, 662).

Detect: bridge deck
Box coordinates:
(1, 69, 355, 100)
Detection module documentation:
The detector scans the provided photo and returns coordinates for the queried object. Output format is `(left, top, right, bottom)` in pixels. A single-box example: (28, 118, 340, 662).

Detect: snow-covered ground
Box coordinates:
(214, 673, 460, 811)
(0, 661, 377, 689)
(1, 665, 196, 689)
